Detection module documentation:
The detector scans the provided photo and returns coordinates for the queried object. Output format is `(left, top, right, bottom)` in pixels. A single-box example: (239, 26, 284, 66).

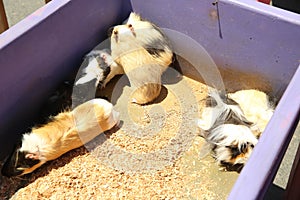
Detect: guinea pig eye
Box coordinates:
(113, 30, 118, 35)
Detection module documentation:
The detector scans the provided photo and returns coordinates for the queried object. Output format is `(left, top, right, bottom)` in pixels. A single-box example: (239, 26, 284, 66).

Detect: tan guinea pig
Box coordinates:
(1, 98, 119, 177)
(110, 12, 173, 105)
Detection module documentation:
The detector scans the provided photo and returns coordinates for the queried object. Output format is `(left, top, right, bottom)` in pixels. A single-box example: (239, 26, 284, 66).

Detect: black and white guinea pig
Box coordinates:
(1, 99, 119, 177)
(110, 12, 173, 105)
(198, 90, 258, 168)
(75, 49, 124, 89)
(204, 124, 258, 167)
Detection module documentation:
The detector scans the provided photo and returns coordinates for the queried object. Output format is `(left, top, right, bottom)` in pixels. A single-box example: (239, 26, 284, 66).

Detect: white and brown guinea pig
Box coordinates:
(1, 99, 119, 177)
(227, 89, 274, 138)
(198, 90, 258, 168)
(205, 124, 258, 167)
(75, 49, 124, 89)
(110, 12, 173, 104)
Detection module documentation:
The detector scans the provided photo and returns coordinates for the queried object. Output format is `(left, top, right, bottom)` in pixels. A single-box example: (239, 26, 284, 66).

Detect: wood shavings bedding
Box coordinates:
(0, 76, 238, 200)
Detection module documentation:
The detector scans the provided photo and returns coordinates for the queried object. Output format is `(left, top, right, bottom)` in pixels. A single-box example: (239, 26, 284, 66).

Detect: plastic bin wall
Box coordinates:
(0, 0, 131, 160)
(131, 0, 300, 198)
(0, 0, 299, 199)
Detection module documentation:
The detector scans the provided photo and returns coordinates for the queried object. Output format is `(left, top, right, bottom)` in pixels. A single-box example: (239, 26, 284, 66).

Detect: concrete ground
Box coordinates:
(1, 0, 300, 199)
(3, 0, 44, 26)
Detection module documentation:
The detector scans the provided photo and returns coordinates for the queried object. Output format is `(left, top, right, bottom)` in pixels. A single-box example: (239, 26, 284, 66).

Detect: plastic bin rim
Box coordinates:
(0, 0, 71, 51)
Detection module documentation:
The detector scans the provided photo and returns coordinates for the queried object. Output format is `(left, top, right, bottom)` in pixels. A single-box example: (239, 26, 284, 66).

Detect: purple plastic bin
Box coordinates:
(0, 0, 299, 199)
(0, 0, 131, 160)
(131, 0, 300, 198)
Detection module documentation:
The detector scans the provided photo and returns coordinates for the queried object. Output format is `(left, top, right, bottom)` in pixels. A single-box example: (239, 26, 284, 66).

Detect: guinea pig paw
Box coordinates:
(218, 166, 227, 171)
(131, 98, 137, 103)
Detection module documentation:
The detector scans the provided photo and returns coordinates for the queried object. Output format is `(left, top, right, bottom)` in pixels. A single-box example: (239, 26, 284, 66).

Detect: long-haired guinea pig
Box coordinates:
(1, 99, 119, 177)
(198, 90, 257, 168)
(75, 49, 124, 89)
(227, 89, 274, 138)
(204, 124, 258, 167)
(110, 12, 173, 104)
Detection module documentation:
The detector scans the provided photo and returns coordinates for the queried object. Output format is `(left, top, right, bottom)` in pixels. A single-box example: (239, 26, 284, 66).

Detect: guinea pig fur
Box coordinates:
(227, 89, 274, 138)
(127, 63, 163, 105)
(75, 49, 124, 88)
(207, 124, 258, 166)
(197, 90, 252, 131)
(1, 99, 119, 177)
(110, 12, 173, 104)
(197, 90, 258, 167)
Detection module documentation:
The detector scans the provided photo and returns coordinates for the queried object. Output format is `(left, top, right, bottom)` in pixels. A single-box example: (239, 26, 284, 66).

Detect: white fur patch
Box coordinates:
(20, 134, 40, 153)
(19, 133, 48, 161)
(209, 124, 258, 165)
(228, 89, 274, 134)
(75, 57, 105, 86)
(207, 124, 258, 147)
(198, 90, 246, 131)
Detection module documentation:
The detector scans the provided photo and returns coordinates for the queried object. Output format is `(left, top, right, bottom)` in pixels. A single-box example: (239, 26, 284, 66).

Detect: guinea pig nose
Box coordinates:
(113, 30, 118, 35)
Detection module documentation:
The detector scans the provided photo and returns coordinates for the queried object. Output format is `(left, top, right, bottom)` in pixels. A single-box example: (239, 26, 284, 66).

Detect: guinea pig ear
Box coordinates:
(128, 12, 142, 22)
(25, 152, 40, 160)
(23, 145, 41, 160)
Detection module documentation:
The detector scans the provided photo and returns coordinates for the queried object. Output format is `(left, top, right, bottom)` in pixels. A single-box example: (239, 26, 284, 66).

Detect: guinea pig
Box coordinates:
(198, 90, 257, 168)
(227, 89, 274, 138)
(75, 49, 124, 89)
(205, 124, 258, 165)
(1, 99, 119, 177)
(205, 124, 258, 166)
(110, 12, 173, 104)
